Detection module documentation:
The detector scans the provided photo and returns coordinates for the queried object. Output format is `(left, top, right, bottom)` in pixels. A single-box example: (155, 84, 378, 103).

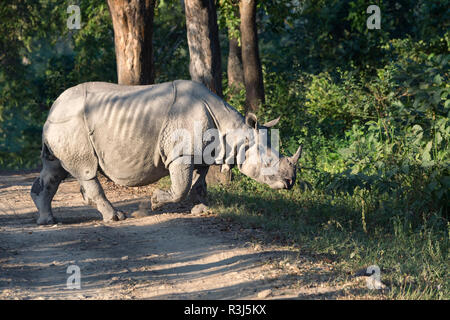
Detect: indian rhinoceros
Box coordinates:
(30, 80, 302, 225)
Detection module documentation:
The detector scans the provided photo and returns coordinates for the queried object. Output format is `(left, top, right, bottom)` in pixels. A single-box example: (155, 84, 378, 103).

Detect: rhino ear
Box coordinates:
(291, 145, 303, 163)
(262, 116, 280, 128)
(245, 112, 258, 129)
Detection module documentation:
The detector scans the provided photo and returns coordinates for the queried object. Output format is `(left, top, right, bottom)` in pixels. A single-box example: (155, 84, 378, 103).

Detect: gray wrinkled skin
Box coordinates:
(30, 80, 302, 225)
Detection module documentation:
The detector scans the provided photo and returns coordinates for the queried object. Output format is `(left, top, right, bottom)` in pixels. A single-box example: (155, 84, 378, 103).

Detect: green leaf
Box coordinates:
(433, 74, 442, 85)
(422, 141, 433, 162)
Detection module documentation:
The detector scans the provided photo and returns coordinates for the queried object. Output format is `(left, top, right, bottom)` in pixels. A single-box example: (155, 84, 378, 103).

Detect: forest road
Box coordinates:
(0, 172, 370, 300)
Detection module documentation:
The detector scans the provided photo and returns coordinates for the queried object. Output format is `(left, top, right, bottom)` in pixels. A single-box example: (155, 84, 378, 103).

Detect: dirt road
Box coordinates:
(0, 172, 367, 300)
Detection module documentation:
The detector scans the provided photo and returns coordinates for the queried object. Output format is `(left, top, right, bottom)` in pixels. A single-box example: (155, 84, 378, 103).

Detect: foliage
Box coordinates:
(0, 0, 189, 168)
(231, 0, 448, 299)
(0, 0, 115, 168)
(209, 177, 449, 299)
(218, 0, 241, 42)
(0, 0, 448, 299)
(153, 0, 190, 82)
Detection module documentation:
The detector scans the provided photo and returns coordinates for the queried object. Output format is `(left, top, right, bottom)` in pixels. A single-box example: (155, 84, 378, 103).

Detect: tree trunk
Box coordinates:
(185, 0, 230, 184)
(184, 0, 222, 97)
(107, 0, 155, 85)
(239, 0, 264, 113)
(227, 35, 244, 94)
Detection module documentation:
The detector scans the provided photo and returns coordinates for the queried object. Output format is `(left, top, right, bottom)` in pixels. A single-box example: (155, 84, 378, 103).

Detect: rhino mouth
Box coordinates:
(268, 180, 288, 190)
(268, 178, 295, 190)
(285, 178, 295, 190)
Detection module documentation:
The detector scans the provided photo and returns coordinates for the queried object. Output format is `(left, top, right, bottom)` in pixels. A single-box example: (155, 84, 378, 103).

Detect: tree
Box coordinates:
(184, 0, 223, 97)
(226, 18, 244, 94)
(218, 0, 244, 95)
(185, 0, 230, 184)
(239, 0, 264, 113)
(107, 0, 155, 85)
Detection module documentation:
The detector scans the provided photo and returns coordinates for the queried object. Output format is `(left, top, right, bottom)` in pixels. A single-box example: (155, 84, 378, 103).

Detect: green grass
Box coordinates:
(208, 173, 449, 300)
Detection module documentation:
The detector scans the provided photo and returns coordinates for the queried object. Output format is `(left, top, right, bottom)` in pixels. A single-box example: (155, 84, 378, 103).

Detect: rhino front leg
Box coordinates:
(151, 160, 193, 211)
(79, 178, 126, 222)
(31, 154, 68, 225)
(189, 166, 209, 205)
(189, 166, 210, 214)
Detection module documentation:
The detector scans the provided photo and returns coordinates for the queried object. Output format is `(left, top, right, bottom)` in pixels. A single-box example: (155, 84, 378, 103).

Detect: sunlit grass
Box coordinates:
(208, 173, 449, 300)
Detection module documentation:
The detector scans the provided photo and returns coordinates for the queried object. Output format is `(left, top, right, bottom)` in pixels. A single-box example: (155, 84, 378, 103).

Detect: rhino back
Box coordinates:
(84, 81, 175, 186)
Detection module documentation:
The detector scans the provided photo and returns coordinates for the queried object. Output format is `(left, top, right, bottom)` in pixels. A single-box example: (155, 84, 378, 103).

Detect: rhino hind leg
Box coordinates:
(78, 177, 126, 222)
(31, 146, 68, 225)
(151, 160, 193, 211)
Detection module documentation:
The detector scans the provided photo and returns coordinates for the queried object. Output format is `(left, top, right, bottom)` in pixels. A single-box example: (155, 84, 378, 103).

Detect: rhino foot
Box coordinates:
(131, 201, 151, 218)
(37, 215, 57, 225)
(191, 203, 209, 214)
(151, 201, 163, 211)
(151, 189, 167, 211)
(115, 211, 126, 221)
(103, 210, 126, 222)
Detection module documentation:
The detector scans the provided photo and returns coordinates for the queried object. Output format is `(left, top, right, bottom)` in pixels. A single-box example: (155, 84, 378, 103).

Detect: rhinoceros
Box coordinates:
(30, 80, 302, 225)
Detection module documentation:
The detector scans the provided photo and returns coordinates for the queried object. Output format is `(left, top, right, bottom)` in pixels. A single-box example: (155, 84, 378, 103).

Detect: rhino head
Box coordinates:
(233, 113, 303, 190)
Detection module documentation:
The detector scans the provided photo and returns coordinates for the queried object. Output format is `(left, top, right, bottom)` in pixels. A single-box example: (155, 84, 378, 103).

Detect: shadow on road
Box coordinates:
(0, 172, 363, 299)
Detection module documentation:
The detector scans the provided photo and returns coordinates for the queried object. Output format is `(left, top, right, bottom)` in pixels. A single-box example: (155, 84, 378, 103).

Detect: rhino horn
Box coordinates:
(262, 116, 281, 128)
(291, 145, 303, 163)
